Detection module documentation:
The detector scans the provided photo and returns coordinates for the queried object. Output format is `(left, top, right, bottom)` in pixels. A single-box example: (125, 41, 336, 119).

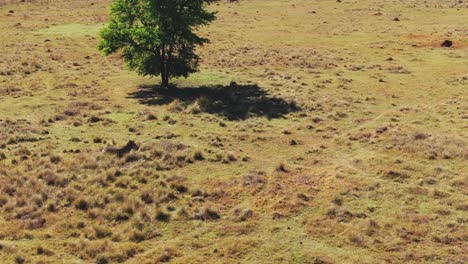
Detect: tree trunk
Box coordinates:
(161, 74, 169, 88)
(166, 44, 173, 89)
(160, 45, 167, 88)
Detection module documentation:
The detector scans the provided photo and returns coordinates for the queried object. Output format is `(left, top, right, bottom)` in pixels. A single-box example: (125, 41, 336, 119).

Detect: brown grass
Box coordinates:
(0, 0, 467, 263)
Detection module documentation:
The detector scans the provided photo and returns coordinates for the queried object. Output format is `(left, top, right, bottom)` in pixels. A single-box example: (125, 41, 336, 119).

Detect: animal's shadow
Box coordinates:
(128, 83, 300, 120)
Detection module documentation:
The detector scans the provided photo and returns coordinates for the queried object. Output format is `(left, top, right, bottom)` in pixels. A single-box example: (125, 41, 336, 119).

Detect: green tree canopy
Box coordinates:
(98, 0, 218, 88)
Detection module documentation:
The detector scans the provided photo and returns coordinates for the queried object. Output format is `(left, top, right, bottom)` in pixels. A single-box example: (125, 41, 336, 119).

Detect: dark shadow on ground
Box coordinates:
(127, 83, 300, 120)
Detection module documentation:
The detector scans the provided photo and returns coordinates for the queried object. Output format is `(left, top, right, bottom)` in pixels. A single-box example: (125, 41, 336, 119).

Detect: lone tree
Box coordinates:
(98, 0, 218, 88)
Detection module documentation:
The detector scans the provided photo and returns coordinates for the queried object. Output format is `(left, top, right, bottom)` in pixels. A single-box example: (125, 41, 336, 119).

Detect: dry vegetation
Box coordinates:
(0, 0, 467, 263)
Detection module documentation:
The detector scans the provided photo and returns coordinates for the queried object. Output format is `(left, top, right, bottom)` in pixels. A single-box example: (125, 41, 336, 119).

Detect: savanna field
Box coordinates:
(0, 0, 467, 263)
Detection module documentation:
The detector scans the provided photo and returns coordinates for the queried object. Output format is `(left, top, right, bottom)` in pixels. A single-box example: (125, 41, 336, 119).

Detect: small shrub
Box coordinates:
(46, 202, 57, 212)
(156, 211, 171, 222)
(0, 196, 8, 207)
(172, 184, 188, 193)
(125, 153, 140, 163)
(146, 114, 157, 120)
(130, 230, 146, 242)
(95, 255, 110, 264)
(49, 155, 61, 164)
(333, 197, 343, 206)
(40, 171, 67, 187)
(413, 133, 429, 140)
(140, 191, 154, 204)
(192, 150, 205, 161)
(63, 109, 79, 116)
(88, 116, 102, 123)
(93, 226, 112, 239)
(75, 198, 90, 211)
(15, 256, 25, 264)
(177, 208, 190, 219)
(159, 254, 172, 263)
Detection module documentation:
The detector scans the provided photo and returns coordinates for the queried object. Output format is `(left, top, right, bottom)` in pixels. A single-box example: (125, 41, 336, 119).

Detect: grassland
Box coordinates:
(0, 0, 467, 263)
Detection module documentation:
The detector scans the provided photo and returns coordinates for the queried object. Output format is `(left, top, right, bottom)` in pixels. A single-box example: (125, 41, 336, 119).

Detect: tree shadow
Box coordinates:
(127, 83, 300, 120)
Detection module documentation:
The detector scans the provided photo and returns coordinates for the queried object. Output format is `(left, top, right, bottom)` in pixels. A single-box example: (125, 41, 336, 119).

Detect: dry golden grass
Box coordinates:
(0, 0, 467, 263)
